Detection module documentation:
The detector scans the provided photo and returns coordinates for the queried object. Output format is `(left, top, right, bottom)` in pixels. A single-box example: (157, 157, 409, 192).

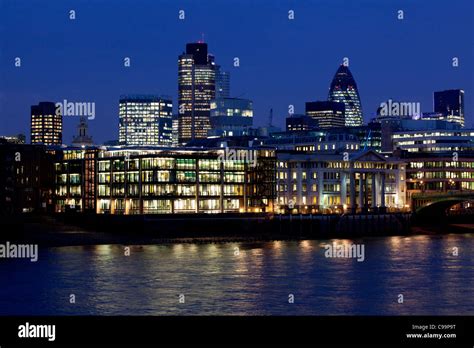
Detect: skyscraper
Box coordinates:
(215, 65, 230, 99)
(306, 101, 345, 129)
(178, 42, 216, 144)
(119, 95, 173, 146)
(328, 64, 363, 127)
(434, 89, 465, 127)
(30, 102, 62, 145)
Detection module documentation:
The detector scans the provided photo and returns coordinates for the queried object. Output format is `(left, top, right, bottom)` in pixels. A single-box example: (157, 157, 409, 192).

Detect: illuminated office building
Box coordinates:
(119, 95, 173, 146)
(264, 130, 360, 153)
(53, 146, 276, 214)
(402, 151, 474, 194)
(305, 101, 345, 129)
(392, 129, 474, 153)
(209, 97, 253, 137)
(31, 102, 62, 145)
(178, 42, 216, 144)
(328, 65, 363, 127)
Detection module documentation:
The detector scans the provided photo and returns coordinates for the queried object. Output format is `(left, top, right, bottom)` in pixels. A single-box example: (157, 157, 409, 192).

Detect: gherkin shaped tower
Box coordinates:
(328, 64, 363, 127)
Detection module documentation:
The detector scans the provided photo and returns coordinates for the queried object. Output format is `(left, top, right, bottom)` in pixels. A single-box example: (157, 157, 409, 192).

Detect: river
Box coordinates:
(0, 234, 472, 315)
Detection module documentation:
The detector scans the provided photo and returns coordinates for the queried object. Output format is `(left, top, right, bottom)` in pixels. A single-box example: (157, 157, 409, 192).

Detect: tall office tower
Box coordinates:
(305, 101, 345, 129)
(328, 64, 363, 127)
(178, 42, 216, 144)
(434, 89, 465, 127)
(215, 65, 230, 99)
(119, 95, 173, 146)
(209, 97, 253, 137)
(30, 102, 62, 145)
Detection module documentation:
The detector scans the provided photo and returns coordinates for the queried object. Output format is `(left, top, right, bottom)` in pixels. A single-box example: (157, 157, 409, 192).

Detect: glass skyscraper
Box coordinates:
(328, 65, 363, 127)
(30, 102, 62, 145)
(119, 95, 173, 146)
(178, 42, 216, 144)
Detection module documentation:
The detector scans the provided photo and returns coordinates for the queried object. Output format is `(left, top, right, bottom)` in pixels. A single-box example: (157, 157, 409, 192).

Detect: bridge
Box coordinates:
(411, 191, 474, 217)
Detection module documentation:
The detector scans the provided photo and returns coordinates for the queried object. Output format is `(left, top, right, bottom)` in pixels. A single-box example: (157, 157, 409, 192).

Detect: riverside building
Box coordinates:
(401, 151, 474, 194)
(276, 150, 407, 214)
(52, 146, 276, 214)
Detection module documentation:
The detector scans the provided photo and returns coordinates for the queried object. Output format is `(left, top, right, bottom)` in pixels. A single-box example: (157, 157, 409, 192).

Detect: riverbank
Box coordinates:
(2, 212, 470, 247)
(0, 214, 326, 247)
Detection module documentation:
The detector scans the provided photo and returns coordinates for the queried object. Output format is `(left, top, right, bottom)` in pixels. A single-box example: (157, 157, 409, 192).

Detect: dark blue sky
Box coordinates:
(1, 0, 473, 144)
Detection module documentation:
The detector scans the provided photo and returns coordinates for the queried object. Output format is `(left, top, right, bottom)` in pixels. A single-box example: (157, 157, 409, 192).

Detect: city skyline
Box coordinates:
(1, 1, 474, 337)
(1, 0, 473, 144)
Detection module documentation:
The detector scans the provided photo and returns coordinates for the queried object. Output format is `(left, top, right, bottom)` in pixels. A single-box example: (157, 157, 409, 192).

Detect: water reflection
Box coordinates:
(0, 234, 472, 315)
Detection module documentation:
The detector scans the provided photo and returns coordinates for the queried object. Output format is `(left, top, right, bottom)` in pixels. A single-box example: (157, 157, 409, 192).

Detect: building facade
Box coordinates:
(209, 97, 253, 137)
(264, 130, 361, 153)
(53, 146, 276, 214)
(178, 42, 216, 144)
(392, 129, 474, 153)
(0, 140, 55, 215)
(119, 95, 173, 146)
(379, 118, 461, 152)
(171, 114, 179, 147)
(350, 121, 382, 152)
(328, 65, 363, 127)
(402, 151, 474, 195)
(276, 150, 406, 214)
(286, 114, 319, 132)
(215, 65, 230, 99)
(31, 102, 62, 145)
(434, 89, 465, 127)
(305, 101, 345, 129)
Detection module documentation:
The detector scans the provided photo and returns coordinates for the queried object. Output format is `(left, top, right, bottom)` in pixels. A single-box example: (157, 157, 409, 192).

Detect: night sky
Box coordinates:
(1, 0, 473, 144)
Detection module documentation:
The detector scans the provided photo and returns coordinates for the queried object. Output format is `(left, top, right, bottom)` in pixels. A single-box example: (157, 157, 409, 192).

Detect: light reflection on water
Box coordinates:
(0, 234, 472, 315)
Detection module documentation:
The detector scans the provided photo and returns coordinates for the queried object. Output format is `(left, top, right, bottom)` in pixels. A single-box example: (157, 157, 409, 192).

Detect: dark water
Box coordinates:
(0, 234, 473, 315)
